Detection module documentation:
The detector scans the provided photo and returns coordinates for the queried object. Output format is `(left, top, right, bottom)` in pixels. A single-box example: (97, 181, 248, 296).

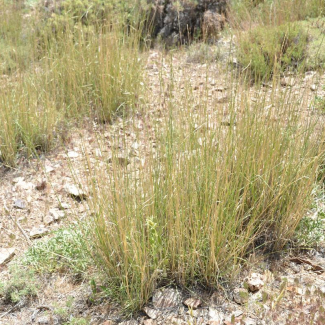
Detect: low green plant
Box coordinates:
(237, 23, 307, 81)
(23, 226, 92, 276)
(0, 266, 38, 304)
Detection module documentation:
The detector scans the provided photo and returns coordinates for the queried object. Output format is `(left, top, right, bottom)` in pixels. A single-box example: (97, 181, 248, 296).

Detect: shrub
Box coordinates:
(237, 23, 307, 81)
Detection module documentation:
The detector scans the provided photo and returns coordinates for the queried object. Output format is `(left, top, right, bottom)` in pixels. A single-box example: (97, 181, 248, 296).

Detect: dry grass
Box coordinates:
(84, 75, 325, 312)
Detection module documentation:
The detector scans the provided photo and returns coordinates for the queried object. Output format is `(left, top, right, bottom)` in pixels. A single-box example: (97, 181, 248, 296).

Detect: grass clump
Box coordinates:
(85, 81, 325, 313)
(237, 23, 307, 81)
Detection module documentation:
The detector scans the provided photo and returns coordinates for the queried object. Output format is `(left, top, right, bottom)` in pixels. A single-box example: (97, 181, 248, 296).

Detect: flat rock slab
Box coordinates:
(30, 227, 49, 239)
(183, 297, 201, 309)
(0, 247, 15, 266)
(13, 199, 26, 209)
(153, 288, 182, 310)
(143, 307, 160, 320)
(65, 184, 87, 201)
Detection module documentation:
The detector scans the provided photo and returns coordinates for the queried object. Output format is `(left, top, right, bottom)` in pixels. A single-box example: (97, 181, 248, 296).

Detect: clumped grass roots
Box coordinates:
(87, 84, 325, 312)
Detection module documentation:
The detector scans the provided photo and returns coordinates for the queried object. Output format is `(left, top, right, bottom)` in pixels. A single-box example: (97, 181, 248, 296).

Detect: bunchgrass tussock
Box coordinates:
(84, 67, 325, 313)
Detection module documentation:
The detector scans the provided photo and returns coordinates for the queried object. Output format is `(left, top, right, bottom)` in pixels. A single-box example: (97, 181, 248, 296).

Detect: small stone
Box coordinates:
(208, 308, 224, 322)
(30, 227, 49, 239)
(43, 215, 54, 225)
(152, 288, 182, 309)
(65, 184, 87, 201)
(246, 273, 264, 292)
(58, 202, 70, 210)
(242, 317, 257, 325)
(13, 199, 26, 209)
(183, 298, 201, 309)
(45, 165, 54, 173)
(0, 247, 15, 266)
(13, 177, 24, 183)
(35, 180, 47, 191)
(310, 84, 317, 91)
(233, 288, 249, 305)
(143, 320, 157, 325)
(49, 208, 65, 220)
(36, 316, 51, 324)
(119, 321, 138, 325)
(67, 151, 79, 158)
(143, 307, 159, 319)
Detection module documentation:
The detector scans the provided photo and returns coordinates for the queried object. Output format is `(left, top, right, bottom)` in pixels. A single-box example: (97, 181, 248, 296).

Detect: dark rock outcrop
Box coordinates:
(148, 0, 228, 45)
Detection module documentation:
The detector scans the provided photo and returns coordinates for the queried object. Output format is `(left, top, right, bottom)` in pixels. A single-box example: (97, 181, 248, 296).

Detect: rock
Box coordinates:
(15, 180, 34, 190)
(143, 320, 158, 325)
(0, 247, 15, 266)
(101, 321, 117, 325)
(58, 202, 70, 210)
(35, 180, 47, 191)
(152, 288, 182, 309)
(43, 215, 54, 225)
(65, 184, 87, 201)
(246, 273, 264, 292)
(242, 317, 257, 325)
(143, 307, 159, 319)
(36, 315, 51, 324)
(13, 199, 26, 209)
(30, 226, 49, 239)
(165, 316, 187, 325)
(310, 84, 317, 91)
(149, 0, 228, 45)
(49, 208, 65, 221)
(183, 298, 201, 309)
(208, 308, 225, 322)
(67, 151, 79, 158)
(233, 288, 249, 305)
(119, 321, 138, 325)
